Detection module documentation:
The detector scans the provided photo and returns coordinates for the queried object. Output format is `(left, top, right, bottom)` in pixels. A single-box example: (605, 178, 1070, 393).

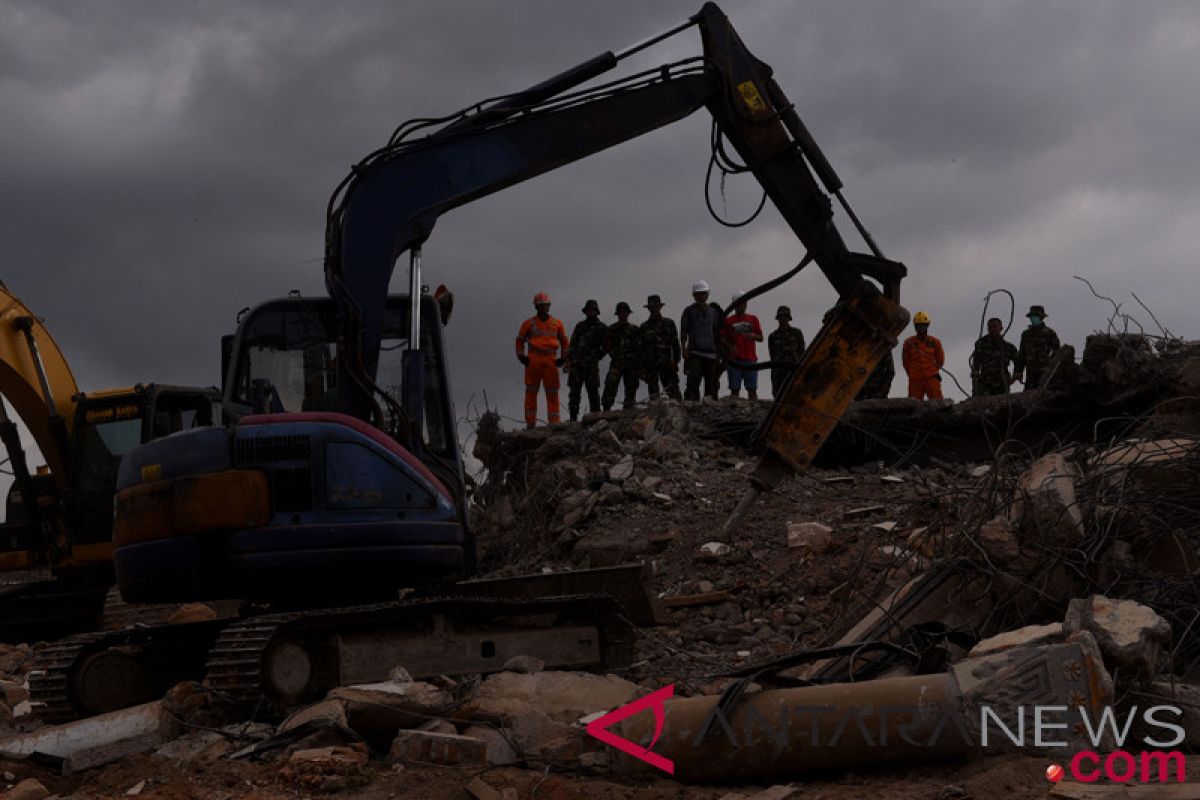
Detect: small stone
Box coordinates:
(786, 522, 832, 550)
(697, 580, 715, 594)
(698, 541, 732, 559)
(126, 780, 146, 796)
(970, 464, 991, 478)
(6, 779, 49, 800)
(502, 654, 545, 674)
(871, 521, 898, 533)
(652, 491, 673, 504)
(608, 456, 635, 482)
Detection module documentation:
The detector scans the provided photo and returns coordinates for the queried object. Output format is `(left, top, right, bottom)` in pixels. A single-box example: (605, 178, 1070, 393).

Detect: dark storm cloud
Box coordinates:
(1, 0, 1198, 444)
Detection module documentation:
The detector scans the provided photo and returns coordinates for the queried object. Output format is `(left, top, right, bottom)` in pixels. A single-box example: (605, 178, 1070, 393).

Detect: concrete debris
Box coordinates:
(1064, 595, 1172, 674)
(459, 671, 638, 724)
(501, 654, 545, 674)
(0, 701, 165, 773)
(388, 665, 414, 683)
(608, 455, 635, 482)
(871, 520, 898, 532)
(786, 521, 832, 550)
(698, 541, 732, 559)
(389, 729, 486, 766)
(5, 779, 49, 800)
(968, 623, 1064, 657)
(463, 725, 519, 765)
(976, 515, 1020, 565)
(970, 464, 991, 477)
(289, 744, 369, 766)
(505, 708, 573, 756)
(125, 779, 146, 795)
(1011, 452, 1083, 546)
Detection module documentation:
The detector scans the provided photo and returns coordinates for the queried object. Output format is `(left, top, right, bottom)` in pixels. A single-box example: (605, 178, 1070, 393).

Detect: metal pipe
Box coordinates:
(408, 247, 422, 351)
(613, 18, 698, 61)
(15, 318, 60, 418)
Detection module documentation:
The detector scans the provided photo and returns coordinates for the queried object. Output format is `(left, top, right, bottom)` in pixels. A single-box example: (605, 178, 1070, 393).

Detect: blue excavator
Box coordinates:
(31, 3, 909, 721)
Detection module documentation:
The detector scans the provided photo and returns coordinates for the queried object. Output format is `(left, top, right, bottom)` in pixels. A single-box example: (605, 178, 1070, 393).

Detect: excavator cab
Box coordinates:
(113, 294, 469, 604)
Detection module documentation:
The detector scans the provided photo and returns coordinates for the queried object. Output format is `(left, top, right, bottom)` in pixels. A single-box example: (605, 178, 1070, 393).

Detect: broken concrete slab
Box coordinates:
(1011, 452, 1083, 546)
(1063, 595, 1172, 674)
(976, 516, 1020, 565)
(786, 522, 832, 550)
(968, 623, 1064, 657)
(389, 729, 486, 766)
(505, 708, 574, 756)
(0, 701, 165, 773)
(459, 671, 639, 724)
(279, 699, 350, 734)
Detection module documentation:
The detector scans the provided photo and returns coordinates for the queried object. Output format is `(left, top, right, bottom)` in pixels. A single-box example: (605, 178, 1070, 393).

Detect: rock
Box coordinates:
(977, 516, 1020, 565)
(165, 603, 217, 625)
(460, 671, 639, 724)
(1064, 595, 1172, 673)
(608, 455, 635, 482)
(465, 776, 506, 800)
(506, 708, 573, 755)
(126, 779, 146, 795)
(641, 475, 662, 491)
(279, 698, 350, 733)
(417, 718, 457, 735)
(1011, 453, 1083, 546)
(698, 541, 732, 559)
(631, 416, 656, 440)
(596, 482, 625, 505)
(968, 623, 1064, 657)
(463, 725, 519, 765)
(970, 464, 992, 478)
(0, 680, 29, 708)
(289, 744, 369, 766)
(6, 779, 49, 800)
(502, 654, 545, 674)
(786, 522, 832, 550)
(388, 665, 414, 683)
(871, 521, 898, 533)
(389, 729, 486, 765)
(651, 491, 673, 505)
(697, 580, 715, 594)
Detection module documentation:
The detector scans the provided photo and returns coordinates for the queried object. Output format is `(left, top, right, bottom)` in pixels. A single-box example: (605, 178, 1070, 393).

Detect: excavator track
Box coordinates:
(203, 594, 636, 718)
(30, 591, 638, 722)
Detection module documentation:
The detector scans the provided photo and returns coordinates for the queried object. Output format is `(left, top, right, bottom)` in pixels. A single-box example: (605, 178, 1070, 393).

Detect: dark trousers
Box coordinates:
(644, 363, 681, 400)
(602, 367, 639, 410)
(567, 363, 602, 419)
(684, 353, 720, 400)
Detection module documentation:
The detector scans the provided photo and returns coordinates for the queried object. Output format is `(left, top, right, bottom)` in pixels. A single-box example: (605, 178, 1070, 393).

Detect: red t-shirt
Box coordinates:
(723, 314, 762, 362)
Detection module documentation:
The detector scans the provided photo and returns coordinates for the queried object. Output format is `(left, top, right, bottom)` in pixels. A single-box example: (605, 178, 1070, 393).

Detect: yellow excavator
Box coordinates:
(0, 283, 218, 642)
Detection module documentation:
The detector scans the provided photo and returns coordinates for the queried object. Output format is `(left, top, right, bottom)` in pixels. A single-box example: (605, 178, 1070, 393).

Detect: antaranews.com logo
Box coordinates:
(587, 684, 1190, 786)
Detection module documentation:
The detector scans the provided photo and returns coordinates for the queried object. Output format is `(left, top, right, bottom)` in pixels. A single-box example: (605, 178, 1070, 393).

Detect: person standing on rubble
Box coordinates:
(515, 292, 569, 429)
(822, 306, 894, 399)
(767, 305, 805, 396)
(971, 317, 1019, 396)
(722, 291, 763, 400)
(901, 311, 944, 400)
(602, 301, 640, 411)
(638, 294, 682, 400)
(679, 279, 724, 401)
(1014, 304, 1062, 389)
(564, 299, 607, 421)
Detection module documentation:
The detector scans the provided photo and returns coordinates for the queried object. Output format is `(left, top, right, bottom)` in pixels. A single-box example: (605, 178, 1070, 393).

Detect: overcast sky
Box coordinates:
(3, 0, 1199, 453)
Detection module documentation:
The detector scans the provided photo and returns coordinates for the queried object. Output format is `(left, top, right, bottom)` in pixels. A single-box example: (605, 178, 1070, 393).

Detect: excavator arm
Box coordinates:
(324, 2, 910, 515)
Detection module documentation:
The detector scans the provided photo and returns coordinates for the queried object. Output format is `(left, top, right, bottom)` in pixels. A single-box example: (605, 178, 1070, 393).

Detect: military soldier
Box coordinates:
(639, 294, 682, 400)
(970, 317, 1019, 396)
(564, 299, 608, 421)
(822, 306, 895, 399)
(1014, 304, 1062, 389)
(767, 305, 805, 396)
(602, 302, 640, 410)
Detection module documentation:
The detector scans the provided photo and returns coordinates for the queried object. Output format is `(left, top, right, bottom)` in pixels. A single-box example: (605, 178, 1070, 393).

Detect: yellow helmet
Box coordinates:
(913, 311, 931, 325)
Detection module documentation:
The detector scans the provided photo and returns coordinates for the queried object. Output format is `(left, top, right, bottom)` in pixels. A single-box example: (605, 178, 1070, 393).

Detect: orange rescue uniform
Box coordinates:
(902, 334, 945, 400)
(516, 315, 569, 425)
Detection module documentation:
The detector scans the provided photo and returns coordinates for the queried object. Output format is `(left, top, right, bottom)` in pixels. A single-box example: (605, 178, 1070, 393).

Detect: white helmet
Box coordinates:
(732, 290, 746, 302)
(691, 280, 710, 294)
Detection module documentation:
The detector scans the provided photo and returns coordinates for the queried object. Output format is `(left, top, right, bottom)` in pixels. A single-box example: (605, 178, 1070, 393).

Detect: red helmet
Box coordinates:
(533, 292, 551, 305)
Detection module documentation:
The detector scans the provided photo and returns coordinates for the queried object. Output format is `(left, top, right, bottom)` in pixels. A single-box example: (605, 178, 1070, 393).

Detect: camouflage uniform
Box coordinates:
(767, 326, 805, 396)
(971, 334, 1019, 396)
(565, 313, 608, 420)
(639, 312, 682, 400)
(602, 316, 640, 410)
(1016, 325, 1061, 389)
